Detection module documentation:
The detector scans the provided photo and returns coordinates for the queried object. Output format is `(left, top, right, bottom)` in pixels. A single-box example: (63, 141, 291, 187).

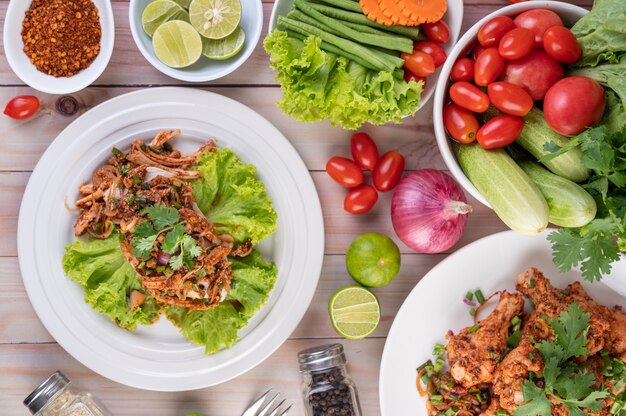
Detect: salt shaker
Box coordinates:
(298, 343, 362, 416)
(24, 371, 112, 416)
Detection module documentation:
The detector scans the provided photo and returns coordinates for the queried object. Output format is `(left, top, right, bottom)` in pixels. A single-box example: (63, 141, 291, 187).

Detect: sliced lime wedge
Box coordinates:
(202, 26, 245, 60)
(152, 20, 202, 68)
(328, 286, 380, 340)
(142, 0, 190, 37)
(173, 0, 192, 8)
(189, 0, 241, 40)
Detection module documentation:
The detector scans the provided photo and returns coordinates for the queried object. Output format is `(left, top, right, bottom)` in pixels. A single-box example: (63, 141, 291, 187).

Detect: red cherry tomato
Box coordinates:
(474, 47, 505, 86)
(476, 115, 524, 149)
(351, 132, 379, 170)
(449, 81, 490, 113)
(373, 151, 405, 192)
(498, 28, 535, 60)
(403, 69, 427, 87)
(3, 95, 40, 120)
(487, 81, 533, 117)
(326, 157, 364, 188)
(503, 50, 563, 100)
(344, 184, 378, 215)
(402, 50, 435, 77)
(450, 58, 475, 82)
(542, 26, 581, 64)
(423, 20, 450, 44)
(514, 8, 564, 48)
(543, 76, 606, 136)
(443, 102, 479, 144)
(472, 43, 487, 60)
(477, 16, 516, 47)
(413, 41, 447, 67)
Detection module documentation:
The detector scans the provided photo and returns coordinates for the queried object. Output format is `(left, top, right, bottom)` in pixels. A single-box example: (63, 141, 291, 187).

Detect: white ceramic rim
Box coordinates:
(433, 1, 589, 207)
(128, 0, 263, 82)
(267, 0, 464, 113)
(3, 0, 115, 94)
(17, 87, 325, 391)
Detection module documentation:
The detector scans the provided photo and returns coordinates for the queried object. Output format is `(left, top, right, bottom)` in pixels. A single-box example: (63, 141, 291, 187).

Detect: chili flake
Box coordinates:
(21, 0, 102, 78)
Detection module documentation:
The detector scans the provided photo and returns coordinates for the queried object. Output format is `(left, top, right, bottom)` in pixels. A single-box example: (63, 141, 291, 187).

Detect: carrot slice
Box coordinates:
(378, 0, 421, 26)
(395, 0, 447, 25)
(360, 0, 395, 25)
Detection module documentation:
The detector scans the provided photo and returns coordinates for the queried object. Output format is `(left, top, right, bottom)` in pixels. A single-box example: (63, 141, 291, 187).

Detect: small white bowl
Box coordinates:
(433, 1, 588, 207)
(269, 0, 464, 112)
(128, 0, 263, 82)
(3, 0, 115, 94)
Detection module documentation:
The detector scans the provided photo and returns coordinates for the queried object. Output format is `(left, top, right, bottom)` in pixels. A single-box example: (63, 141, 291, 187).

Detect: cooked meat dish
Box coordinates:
(420, 267, 626, 416)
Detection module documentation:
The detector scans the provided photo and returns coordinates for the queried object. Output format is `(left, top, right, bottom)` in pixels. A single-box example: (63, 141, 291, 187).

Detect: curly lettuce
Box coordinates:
(62, 232, 161, 330)
(263, 30, 423, 130)
(192, 148, 277, 245)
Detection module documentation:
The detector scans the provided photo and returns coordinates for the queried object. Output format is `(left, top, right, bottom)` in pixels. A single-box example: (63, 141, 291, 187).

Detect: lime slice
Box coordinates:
(142, 0, 190, 37)
(189, 0, 241, 39)
(152, 20, 202, 68)
(328, 286, 380, 340)
(173, 0, 192, 8)
(202, 26, 245, 59)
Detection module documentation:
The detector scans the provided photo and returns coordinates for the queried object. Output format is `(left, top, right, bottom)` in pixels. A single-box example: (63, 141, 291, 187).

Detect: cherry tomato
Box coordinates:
(472, 43, 487, 60)
(449, 81, 490, 113)
(450, 58, 475, 82)
(503, 50, 563, 100)
(402, 50, 435, 77)
(514, 8, 564, 48)
(3, 95, 40, 120)
(413, 41, 447, 67)
(373, 151, 405, 192)
(474, 47, 505, 86)
(326, 157, 364, 188)
(507, 0, 529, 3)
(344, 184, 378, 215)
(476, 115, 524, 149)
(423, 20, 450, 44)
(542, 26, 581, 64)
(498, 28, 535, 60)
(544, 76, 606, 136)
(351, 132, 379, 170)
(477, 16, 516, 47)
(403, 69, 427, 87)
(487, 81, 533, 117)
(443, 102, 479, 144)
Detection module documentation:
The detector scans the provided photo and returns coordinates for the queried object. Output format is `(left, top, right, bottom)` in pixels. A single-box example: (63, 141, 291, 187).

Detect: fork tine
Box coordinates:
(278, 404, 292, 416)
(243, 390, 271, 416)
(265, 399, 286, 416)
(256, 393, 279, 416)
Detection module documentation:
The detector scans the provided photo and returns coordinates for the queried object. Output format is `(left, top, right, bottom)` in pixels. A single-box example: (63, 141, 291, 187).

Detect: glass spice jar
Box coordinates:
(24, 371, 112, 416)
(298, 343, 362, 416)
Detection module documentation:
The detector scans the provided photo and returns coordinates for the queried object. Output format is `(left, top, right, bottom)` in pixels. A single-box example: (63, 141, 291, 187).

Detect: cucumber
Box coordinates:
(457, 143, 549, 235)
(518, 160, 597, 228)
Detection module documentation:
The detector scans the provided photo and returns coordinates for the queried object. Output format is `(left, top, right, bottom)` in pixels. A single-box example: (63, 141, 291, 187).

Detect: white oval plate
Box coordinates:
(17, 87, 325, 391)
(379, 230, 626, 415)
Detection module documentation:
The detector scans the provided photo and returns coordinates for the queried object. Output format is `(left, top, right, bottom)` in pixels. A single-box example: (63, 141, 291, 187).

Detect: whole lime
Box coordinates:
(346, 232, 400, 287)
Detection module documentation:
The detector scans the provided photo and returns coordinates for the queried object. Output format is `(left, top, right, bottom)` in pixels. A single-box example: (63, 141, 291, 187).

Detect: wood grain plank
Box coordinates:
(0, 339, 384, 415)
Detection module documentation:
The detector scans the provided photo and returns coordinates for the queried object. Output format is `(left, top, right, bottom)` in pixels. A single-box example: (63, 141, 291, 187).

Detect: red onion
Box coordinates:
(157, 251, 171, 265)
(391, 170, 471, 254)
(463, 298, 476, 307)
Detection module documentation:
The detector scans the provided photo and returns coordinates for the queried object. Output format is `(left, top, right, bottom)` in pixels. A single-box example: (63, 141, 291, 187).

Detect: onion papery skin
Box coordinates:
(391, 170, 471, 254)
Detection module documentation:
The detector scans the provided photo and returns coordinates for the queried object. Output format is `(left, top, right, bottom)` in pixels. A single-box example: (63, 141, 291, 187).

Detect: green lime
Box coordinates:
(189, 0, 241, 39)
(152, 20, 202, 68)
(328, 286, 380, 340)
(173, 0, 192, 8)
(202, 26, 245, 59)
(346, 232, 400, 288)
(142, 0, 190, 37)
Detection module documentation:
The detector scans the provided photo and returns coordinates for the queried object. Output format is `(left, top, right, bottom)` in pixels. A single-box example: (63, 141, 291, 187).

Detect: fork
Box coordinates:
(242, 389, 292, 416)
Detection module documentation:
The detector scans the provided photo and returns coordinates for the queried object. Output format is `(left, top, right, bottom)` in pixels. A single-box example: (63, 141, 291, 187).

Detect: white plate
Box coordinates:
(17, 87, 325, 391)
(379, 230, 626, 415)
(268, 0, 464, 112)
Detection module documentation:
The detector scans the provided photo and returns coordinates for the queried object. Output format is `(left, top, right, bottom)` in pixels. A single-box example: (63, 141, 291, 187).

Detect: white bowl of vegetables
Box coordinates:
(266, 0, 464, 129)
(434, 0, 626, 282)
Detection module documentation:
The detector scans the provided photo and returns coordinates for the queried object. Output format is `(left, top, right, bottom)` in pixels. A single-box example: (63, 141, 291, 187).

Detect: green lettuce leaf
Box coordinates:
(62, 232, 161, 330)
(192, 148, 277, 244)
(228, 249, 278, 317)
(263, 30, 422, 130)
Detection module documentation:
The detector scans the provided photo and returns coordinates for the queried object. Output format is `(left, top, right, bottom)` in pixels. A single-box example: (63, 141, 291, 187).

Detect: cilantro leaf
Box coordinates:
(131, 221, 157, 259)
(514, 382, 552, 416)
(561, 391, 610, 414)
(162, 223, 185, 254)
(143, 205, 179, 229)
(547, 303, 590, 361)
(169, 253, 184, 270)
(553, 369, 595, 400)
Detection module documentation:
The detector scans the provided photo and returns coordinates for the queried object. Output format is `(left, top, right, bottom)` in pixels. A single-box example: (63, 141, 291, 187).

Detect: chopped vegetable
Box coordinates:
(474, 289, 485, 304)
(392, 0, 446, 25)
(359, 0, 394, 25)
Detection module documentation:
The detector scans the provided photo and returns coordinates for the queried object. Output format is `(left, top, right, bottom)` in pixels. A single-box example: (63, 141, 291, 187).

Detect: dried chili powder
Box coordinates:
(21, 0, 102, 78)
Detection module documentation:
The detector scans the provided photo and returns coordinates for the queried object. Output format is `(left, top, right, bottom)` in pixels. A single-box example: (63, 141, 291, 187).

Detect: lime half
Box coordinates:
(202, 26, 245, 59)
(142, 0, 190, 37)
(329, 286, 380, 340)
(173, 0, 192, 8)
(152, 20, 202, 68)
(189, 0, 241, 39)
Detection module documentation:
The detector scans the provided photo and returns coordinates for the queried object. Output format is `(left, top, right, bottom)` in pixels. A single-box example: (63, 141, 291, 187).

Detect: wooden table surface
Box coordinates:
(0, 0, 592, 414)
